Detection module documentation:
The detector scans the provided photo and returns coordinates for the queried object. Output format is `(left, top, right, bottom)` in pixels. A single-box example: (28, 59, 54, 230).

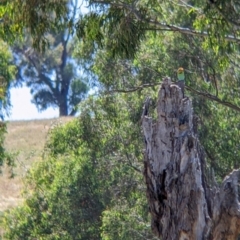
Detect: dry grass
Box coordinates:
(0, 117, 74, 212)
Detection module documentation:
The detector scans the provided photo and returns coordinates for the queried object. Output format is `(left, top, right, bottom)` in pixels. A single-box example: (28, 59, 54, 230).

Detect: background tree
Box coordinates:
(14, 32, 88, 116)
(12, 0, 88, 116)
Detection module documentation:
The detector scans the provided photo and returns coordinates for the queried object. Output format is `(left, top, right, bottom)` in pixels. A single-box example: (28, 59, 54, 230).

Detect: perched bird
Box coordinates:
(177, 67, 185, 81)
(177, 67, 185, 97)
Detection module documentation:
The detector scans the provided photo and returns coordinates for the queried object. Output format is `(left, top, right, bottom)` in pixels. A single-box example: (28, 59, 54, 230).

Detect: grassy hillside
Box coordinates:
(0, 117, 74, 212)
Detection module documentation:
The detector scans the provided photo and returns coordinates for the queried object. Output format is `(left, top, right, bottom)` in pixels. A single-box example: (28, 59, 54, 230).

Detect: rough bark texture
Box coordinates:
(142, 77, 240, 240)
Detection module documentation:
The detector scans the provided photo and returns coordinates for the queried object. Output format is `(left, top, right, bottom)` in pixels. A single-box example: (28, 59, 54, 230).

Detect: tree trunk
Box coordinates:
(59, 90, 68, 116)
(142, 77, 240, 239)
(58, 33, 70, 117)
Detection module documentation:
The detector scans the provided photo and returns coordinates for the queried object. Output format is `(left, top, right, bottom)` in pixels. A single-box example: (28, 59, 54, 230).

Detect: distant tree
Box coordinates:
(13, 0, 88, 116)
(14, 33, 88, 116)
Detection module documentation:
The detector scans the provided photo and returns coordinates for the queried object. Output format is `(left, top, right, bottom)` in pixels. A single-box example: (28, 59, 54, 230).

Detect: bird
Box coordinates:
(177, 67, 185, 97)
(177, 67, 185, 80)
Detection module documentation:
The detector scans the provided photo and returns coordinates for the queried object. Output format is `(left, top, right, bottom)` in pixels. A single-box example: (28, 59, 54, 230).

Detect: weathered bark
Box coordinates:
(142, 77, 240, 239)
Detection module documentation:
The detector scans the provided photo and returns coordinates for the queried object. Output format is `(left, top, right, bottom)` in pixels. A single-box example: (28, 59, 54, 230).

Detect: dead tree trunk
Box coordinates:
(142, 77, 240, 240)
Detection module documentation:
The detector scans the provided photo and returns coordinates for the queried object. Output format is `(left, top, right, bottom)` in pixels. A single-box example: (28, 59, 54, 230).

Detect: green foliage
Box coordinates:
(2, 92, 157, 239)
(197, 100, 240, 180)
(3, 0, 240, 239)
(3, 155, 105, 239)
(0, 121, 15, 175)
(69, 79, 89, 110)
(0, 22, 17, 173)
(3, 119, 108, 239)
(45, 120, 84, 157)
(76, 5, 147, 59)
(76, 12, 104, 48)
(0, 39, 16, 117)
(81, 24, 238, 184)
(74, 0, 238, 61)
(0, 0, 68, 50)
(101, 189, 157, 240)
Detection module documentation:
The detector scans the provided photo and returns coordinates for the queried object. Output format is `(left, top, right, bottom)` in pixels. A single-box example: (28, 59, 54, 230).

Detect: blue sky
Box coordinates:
(5, 86, 59, 121)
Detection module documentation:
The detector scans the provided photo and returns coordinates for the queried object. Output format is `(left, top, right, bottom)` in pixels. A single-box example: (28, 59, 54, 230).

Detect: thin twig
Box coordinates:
(106, 82, 240, 112)
(91, 0, 240, 43)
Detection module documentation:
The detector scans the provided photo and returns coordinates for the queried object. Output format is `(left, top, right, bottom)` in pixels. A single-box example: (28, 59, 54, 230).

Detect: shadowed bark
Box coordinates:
(142, 77, 240, 239)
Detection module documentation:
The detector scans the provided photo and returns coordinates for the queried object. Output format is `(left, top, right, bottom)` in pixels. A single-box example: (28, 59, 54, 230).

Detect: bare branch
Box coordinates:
(91, 0, 240, 43)
(106, 82, 240, 112)
(185, 85, 240, 112)
(209, 2, 240, 28)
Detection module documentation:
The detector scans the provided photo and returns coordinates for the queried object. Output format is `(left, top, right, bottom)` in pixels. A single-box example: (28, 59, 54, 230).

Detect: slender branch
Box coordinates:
(118, 133, 142, 173)
(185, 85, 240, 112)
(92, 0, 240, 43)
(106, 83, 158, 93)
(106, 82, 240, 112)
(209, 2, 240, 28)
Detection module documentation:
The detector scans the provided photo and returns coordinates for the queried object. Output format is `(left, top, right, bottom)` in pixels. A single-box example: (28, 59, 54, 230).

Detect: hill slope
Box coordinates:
(0, 117, 74, 212)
